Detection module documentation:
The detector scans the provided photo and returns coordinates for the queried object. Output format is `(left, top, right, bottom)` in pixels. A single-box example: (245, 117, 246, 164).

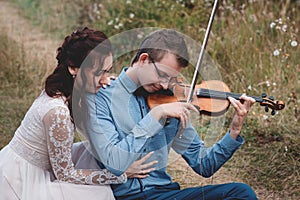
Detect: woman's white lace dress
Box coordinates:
(0, 91, 126, 200)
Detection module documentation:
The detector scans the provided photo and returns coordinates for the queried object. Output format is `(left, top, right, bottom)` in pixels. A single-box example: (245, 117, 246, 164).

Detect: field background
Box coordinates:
(0, 0, 299, 199)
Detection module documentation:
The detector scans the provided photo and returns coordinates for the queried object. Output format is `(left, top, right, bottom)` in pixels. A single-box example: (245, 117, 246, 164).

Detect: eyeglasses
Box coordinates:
(152, 61, 180, 85)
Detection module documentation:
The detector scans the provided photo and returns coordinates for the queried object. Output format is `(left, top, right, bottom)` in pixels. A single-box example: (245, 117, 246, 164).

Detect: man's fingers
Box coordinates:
(229, 95, 254, 117)
(180, 114, 187, 128)
(187, 103, 199, 113)
(228, 96, 238, 107)
(240, 94, 255, 103)
(180, 102, 198, 113)
(228, 96, 244, 111)
(179, 103, 195, 129)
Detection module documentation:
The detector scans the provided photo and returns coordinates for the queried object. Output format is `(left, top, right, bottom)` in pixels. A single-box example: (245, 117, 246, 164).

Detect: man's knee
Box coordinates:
(230, 182, 257, 200)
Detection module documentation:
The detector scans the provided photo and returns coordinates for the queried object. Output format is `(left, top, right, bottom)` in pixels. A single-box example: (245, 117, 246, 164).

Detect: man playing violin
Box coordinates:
(91, 29, 258, 199)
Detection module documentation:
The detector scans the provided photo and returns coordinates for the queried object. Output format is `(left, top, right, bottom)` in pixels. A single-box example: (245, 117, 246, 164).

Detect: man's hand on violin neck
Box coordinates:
(228, 94, 256, 140)
(150, 102, 198, 128)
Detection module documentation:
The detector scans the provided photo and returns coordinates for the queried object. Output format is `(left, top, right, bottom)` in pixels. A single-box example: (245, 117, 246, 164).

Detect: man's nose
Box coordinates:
(160, 82, 169, 90)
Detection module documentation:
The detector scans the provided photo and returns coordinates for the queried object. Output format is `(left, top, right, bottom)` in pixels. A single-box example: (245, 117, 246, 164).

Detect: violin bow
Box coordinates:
(186, 0, 219, 103)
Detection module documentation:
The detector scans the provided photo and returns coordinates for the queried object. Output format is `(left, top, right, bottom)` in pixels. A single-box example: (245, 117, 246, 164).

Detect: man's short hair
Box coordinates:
(131, 29, 189, 68)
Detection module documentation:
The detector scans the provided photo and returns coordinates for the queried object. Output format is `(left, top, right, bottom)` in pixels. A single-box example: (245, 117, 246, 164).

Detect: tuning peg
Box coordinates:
(271, 110, 276, 115)
(265, 105, 269, 112)
(261, 93, 267, 98)
(269, 96, 274, 101)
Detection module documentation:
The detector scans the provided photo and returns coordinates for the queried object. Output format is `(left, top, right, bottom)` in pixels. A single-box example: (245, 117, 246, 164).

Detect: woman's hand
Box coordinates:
(125, 152, 157, 179)
(109, 75, 116, 81)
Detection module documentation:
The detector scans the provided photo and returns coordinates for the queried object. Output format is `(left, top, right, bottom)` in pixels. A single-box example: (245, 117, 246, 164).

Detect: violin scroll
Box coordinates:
(260, 93, 285, 115)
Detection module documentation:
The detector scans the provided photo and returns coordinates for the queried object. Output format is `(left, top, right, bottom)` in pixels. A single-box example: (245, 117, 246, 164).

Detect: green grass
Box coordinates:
(3, 0, 300, 198)
(0, 33, 45, 148)
(10, 0, 87, 39)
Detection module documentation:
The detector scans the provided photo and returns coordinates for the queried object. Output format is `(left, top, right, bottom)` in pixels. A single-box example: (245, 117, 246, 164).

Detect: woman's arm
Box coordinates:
(43, 106, 126, 185)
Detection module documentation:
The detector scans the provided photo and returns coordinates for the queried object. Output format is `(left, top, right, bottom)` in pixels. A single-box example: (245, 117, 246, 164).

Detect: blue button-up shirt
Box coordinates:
(91, 68, 244, 197)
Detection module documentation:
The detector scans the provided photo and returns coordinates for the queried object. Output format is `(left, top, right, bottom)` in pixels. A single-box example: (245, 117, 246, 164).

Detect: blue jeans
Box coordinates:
(116, 182, 257, 200)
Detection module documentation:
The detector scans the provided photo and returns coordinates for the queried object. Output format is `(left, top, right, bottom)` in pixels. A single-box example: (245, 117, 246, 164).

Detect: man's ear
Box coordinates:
(68, 66, 79, 76)
(137, 53, 150, 65)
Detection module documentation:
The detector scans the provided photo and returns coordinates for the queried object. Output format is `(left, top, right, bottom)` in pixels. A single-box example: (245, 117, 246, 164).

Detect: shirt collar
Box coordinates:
(118, 67, 139, 94)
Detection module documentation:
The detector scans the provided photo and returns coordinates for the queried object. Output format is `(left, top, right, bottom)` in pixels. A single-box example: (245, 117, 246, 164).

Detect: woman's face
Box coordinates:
(92, 54, 113, 93)
(76, 53, 113, 93)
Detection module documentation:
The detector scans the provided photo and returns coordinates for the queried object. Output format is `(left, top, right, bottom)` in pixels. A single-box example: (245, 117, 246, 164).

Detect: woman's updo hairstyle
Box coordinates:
(45, 27, 112, 121)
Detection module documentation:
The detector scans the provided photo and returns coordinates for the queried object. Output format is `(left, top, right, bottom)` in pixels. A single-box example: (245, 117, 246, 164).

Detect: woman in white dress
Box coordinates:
(0, 27, 156, 200)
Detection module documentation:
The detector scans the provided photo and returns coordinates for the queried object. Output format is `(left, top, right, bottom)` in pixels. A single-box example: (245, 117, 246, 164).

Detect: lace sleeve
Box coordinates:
(43, 106, 127, 185)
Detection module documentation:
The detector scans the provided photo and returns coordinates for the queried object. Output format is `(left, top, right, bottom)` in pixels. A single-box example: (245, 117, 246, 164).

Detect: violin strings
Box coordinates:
(197, 89, 263, 102)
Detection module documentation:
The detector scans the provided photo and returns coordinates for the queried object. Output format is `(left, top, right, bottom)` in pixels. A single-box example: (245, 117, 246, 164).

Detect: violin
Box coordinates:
(147, 80, 285, 116)
(148, 0, 285, 117)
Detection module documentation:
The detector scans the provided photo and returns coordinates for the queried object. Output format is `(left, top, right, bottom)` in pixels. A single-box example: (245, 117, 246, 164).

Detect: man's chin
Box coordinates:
(144, 85, 160, 93)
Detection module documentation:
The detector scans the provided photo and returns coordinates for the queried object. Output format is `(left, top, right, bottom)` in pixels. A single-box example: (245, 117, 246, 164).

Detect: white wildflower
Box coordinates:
(107, 20, 113, 26)
(93, 4, 98, 13)
(282, 24, 287, 32)
(126, 0, 131, 4)
(278, 18, 282, 24)
(291, 40, 298, 47)
(270, 22, 276, 29)
(273, 49, 280, 56)
(284, 146, 288, 152)
(272, 82, 277, 86)
(266, 80, 270, 87)
(129, 13, 135, 19)
(247, 85, 252, 90)
(263, 115, 268, 120)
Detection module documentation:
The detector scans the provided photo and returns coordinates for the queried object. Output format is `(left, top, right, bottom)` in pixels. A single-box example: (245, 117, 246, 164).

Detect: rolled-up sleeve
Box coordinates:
(173, 123, 244, 178)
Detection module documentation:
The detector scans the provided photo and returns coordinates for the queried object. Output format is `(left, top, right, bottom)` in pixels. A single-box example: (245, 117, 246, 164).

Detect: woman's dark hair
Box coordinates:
(45, 27, 112, 121)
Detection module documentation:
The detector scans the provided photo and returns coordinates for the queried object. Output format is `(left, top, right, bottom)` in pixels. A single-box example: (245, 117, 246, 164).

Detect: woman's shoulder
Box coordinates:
(38, 90, 66, 105)
(34, 90, 68, 118)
